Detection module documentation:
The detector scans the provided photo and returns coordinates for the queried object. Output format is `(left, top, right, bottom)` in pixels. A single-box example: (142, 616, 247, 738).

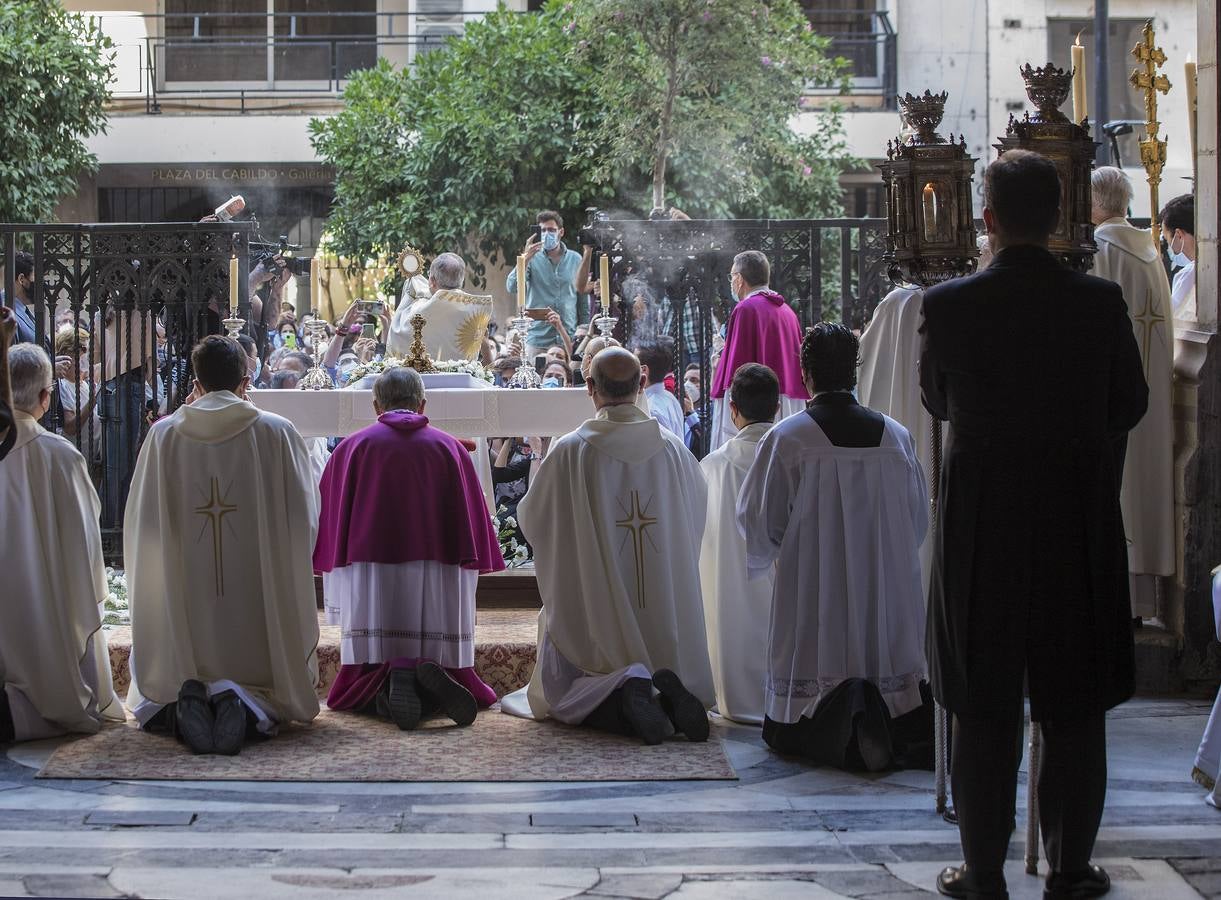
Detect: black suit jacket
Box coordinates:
(919, 244, 1148, 720)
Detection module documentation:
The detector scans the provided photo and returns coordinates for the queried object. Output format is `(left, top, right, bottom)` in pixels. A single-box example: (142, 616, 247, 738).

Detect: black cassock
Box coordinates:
(919, 244, 1148, 722)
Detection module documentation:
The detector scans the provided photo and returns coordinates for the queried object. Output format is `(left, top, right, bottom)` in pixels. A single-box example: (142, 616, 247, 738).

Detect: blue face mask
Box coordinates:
(542, 376, 562, 388)
(252, 358, 262, 382)
(541, 230, 560, 251)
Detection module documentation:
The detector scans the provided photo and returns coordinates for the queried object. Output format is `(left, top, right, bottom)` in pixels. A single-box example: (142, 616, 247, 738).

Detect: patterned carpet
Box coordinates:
(105, 609, 540, 701)
(36, 707, 737, 782)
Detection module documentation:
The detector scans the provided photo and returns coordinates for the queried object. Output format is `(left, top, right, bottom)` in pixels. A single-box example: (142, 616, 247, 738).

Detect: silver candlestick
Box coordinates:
(222, 316, 246, 338)
(506, 315, 542, 388)
(299, 318, 335, 390)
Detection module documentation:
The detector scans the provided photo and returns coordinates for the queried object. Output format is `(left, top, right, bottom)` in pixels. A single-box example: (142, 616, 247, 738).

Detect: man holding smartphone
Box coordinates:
(505, 211, 587, 360)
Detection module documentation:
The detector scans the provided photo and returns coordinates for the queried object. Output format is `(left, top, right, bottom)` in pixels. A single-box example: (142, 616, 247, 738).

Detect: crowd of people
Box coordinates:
(0, 150, 1213, 900)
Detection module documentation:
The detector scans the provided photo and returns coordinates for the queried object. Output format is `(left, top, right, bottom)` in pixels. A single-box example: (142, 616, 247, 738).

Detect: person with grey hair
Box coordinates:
(1091, 165, 1175, 624)
(501, 347, 715, 746)
(315, 366, 505, 730)
(387, 252, 493, 361)
(0, 342, 124, 744)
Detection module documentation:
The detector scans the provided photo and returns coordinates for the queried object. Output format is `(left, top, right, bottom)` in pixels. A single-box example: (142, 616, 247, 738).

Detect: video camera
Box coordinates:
(577, 208, 610, 248)
(251, 234, 312, 278)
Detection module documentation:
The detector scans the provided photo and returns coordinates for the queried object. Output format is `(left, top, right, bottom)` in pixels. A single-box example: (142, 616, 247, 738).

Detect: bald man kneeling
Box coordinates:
(500, 348, 715, 745)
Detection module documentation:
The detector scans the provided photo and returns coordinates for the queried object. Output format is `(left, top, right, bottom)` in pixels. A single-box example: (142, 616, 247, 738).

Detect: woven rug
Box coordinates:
(105, 609, 539, 701)
(36, 708, 736, 782)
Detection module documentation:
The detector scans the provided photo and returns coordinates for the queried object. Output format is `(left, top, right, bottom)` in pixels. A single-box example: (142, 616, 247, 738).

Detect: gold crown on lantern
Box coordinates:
(1018, 63, 1074, 123)
(897, 90, 950, 145)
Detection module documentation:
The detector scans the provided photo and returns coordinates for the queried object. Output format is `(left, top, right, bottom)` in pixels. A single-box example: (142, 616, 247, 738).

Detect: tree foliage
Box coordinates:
(311, 0, 854, 288)
(567, 0, 851, 215)
(0, 1, 113, 222)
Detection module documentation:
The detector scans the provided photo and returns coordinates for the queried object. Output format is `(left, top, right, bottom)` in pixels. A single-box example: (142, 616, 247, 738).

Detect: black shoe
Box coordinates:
(385, 668, 423, 731)
(211, 691, 247, 756)
(652, 669, 709, 742)
(416, 662, 477, 727)
(937, 864, 1008, 899)
(175, 680, 215, 755)
(1044, 865, 1110, 900)
(943, 805, 959, 825)
(619, 678, 669, 746)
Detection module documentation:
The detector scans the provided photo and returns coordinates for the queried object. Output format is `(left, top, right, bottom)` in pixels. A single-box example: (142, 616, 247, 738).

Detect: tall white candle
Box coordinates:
(1071, 34, 1087, 124)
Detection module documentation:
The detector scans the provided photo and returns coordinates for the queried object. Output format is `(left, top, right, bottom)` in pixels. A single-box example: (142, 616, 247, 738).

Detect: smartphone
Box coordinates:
(361, 323, 376, 340)
(529, 224, 541, 242)
(524, 307, 551, 321)
(534, 353, 547, 376)
(283, 332, 297, 349)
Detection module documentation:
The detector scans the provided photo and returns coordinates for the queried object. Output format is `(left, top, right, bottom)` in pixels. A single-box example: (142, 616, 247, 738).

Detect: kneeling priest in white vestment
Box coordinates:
(315, 367, 504, 729)
(699, 363, 779, 724)
(738, 323, 931, 771)
(0, 342, 123, 743)
(1090, 167, 1175, 620)
(125, 336, 321, 755)
(501, 347, 715, 745)
(386, 253, 493, 361)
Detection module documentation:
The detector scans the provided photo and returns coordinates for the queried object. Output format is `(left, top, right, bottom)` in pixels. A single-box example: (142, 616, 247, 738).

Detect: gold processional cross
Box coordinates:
(1132, 292, 1167, 379)
(195, 477, 238, 597)
(1129, 20, 1171, 246)
(615, 490, 659, 610)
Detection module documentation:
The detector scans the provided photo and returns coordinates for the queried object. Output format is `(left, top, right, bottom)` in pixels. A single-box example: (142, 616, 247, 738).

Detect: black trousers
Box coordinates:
(952, 704, 1107, 891)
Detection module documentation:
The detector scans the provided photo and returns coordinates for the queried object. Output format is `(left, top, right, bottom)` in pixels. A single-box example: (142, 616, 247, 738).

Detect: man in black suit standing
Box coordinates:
(921, 150, 1148, 900)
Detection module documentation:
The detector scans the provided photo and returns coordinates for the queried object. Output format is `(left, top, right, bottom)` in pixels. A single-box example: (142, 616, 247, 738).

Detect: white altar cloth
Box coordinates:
(249, 387, 597, 510)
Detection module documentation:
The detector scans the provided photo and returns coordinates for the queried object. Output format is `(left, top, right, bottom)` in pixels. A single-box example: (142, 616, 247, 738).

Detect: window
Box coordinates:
(162, 0, 377, 87)
(1046, 18, 1150, 167)
(802, 0, 883, 81)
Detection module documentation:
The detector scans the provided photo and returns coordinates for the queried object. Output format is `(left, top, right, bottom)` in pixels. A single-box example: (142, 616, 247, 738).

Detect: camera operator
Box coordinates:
(248, 255, 294, 349)
(504, 211, 587, 360)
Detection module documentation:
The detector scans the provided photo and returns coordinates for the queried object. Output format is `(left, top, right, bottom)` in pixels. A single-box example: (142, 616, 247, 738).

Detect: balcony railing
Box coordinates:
(91, 8, 898, 114)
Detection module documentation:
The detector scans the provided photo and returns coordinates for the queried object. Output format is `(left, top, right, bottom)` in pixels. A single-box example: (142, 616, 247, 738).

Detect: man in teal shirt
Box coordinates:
(505, 211, 587, 358)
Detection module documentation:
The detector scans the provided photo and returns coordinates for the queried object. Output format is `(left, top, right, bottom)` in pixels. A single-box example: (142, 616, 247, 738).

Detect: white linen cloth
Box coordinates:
(507, 401, 714, 721)
(699, 421, 773, 724)
(1093, 218, 1177, 617)
(323, 561, 478, 667)
(124, 390, 321, 728)
(0, 413, 123, 740)
(737, 411, 928, 723)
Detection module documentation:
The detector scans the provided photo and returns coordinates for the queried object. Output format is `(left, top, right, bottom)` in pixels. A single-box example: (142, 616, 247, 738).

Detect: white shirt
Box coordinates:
(644, 382, 684, 438)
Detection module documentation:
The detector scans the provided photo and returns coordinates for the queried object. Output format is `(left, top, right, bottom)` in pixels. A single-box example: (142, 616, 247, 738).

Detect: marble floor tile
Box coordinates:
(0, 830, 504, 851)
(507, 830, 839, 851)
(886, 857, 1202, 900)
(668, 879, 846, 899)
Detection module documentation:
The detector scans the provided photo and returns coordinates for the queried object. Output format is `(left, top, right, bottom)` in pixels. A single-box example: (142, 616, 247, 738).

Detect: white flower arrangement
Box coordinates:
(103, 567, 130, 627)
(493, 504, 533, 568)
(346, 355, 495, 386)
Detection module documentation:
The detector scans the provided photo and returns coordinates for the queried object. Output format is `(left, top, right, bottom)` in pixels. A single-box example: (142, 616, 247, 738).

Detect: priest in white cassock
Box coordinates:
(1090, 167, 1175, 620)
(315, 367, 505, 730)
(0, 340, 124, 744)
(738, 323, 931, 771)
(501, 347, 715, 745)
(125, 336, 320, 756)
(386, 253, 493, 361)
(856, 238, 992, 589)
(698, 363, 779, 725)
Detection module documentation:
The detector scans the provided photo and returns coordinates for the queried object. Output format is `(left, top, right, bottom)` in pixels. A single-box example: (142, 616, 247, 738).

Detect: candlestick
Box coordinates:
(516, 254, 526, 316)
(228, 255, 238, 316)
(1071, 33, 1087, 124)
(599, 253, 610, 312)
(1185, 54, 1198, 169)
(308, 256, 319, 318)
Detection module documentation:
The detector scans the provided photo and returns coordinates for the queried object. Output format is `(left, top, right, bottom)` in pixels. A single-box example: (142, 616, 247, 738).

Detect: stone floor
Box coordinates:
(1, 696, 1218, 899)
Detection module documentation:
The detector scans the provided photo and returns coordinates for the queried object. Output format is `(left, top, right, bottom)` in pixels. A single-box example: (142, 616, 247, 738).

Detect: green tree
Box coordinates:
(567, 0, 850, 215)
(0, 1, 113, 222)
(310, 3, 615, 287)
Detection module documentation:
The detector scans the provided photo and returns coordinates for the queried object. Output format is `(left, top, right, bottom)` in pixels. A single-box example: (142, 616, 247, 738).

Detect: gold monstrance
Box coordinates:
(404, 314, 437, 373)
(1129, 19, 1171, 246)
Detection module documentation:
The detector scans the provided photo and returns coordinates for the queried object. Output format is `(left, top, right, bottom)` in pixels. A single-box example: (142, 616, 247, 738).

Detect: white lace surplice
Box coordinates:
(737, 412, 929, 724)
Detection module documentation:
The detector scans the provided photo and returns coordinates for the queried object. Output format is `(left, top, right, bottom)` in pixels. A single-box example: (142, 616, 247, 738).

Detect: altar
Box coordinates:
(248, 382, 597, 509)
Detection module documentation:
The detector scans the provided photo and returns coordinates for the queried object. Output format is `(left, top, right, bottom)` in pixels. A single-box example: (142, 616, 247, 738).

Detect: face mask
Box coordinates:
(685, 381, 700, 403)
(1169, 233, 1191, 269)
(252, 359, 262, 382)
(542, 376, 562, 388)
(541, 231, 560, 251)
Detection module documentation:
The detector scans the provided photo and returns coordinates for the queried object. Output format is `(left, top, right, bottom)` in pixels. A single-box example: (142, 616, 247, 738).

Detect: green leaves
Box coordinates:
(311, 0, 854, 288)
(0, 0, 114, 222)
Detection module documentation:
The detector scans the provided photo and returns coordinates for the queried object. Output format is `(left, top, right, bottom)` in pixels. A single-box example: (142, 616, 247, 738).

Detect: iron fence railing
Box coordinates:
(1, 223, 253, 560)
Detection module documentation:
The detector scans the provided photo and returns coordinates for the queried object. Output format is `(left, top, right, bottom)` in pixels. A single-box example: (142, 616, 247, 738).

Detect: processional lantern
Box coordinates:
(995, 64, 1098, 272)
(878, 90, 979, 288)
